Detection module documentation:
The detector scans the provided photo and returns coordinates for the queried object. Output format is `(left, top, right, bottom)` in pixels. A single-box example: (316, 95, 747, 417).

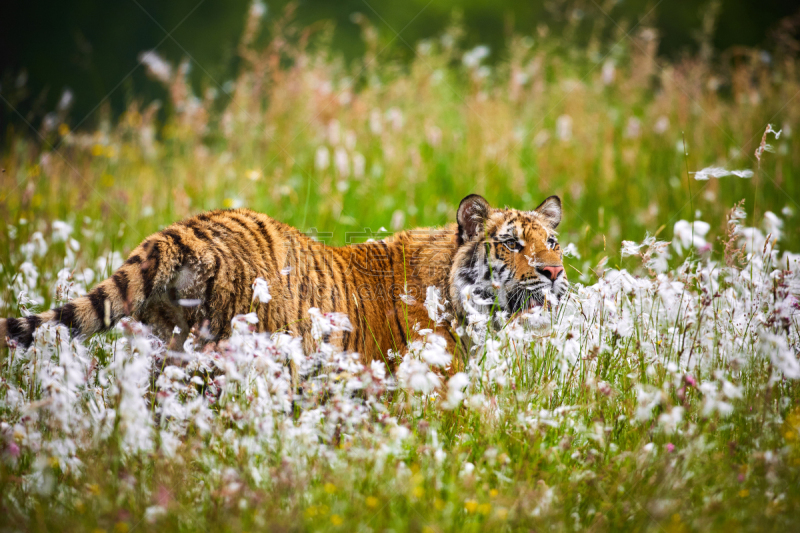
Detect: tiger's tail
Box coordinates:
(1, 235, 183, 349)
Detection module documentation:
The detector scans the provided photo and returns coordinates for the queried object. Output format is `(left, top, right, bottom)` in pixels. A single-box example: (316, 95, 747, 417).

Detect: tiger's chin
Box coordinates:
(509, 287, 567, 318)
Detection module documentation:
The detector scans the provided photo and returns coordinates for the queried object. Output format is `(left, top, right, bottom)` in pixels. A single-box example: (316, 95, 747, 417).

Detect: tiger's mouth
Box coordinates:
(515, 295, 541, 309)
(526, 298, 543, 309)
(506, 292, 546, 318)
(506, 299, 543, 322)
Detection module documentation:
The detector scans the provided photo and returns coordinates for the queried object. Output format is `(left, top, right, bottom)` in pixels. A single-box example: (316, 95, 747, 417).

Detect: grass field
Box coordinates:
(2, 7, 800, 532)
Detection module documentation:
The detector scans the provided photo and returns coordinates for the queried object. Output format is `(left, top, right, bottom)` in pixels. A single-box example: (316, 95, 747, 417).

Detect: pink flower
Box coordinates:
(666, 443, 675, 453)
(7, 442, 20, 458)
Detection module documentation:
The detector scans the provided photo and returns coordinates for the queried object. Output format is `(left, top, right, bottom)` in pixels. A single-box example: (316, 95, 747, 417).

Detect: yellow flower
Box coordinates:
(739, 489, 749, 498)
(413, 486, 425, 498)
(101, 173, 115, 188)
(246, 169, 262, 181)
(223, 198, 235, 208)
(113, 523, 129, 533)
(58, 123, 70, 136)
(478, 503, 491, 515)
(126, 111, 142, 128)
(365, 496, 379, 508)
(48, 456, 60, 468)
(787, 408, 800, 428)
(667, 513, 687, 533)
(422, 527, 435, 533)
(489, 489, 498, 498)
(464, 500, 478, 514)
(92, 144, 105, 157)
(324, 482, 337, 494)
(496, 507, 509, 520)
(305, 505, 318, 518)
(434, 498, 444, 510)
(330, 514, 343, 526)
(87, 483, 101, 495)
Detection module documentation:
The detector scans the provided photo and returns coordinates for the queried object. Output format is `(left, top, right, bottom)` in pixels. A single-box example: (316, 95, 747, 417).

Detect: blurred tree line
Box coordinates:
(1, 0, 799, 137)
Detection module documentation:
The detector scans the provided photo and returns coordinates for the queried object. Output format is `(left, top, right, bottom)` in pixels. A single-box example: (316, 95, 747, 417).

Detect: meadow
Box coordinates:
(1, 5, 800, 531)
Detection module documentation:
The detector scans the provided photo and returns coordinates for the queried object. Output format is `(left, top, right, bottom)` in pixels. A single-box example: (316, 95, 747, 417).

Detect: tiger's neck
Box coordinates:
(335, 224, 459, 315)
(384, 223, 459, 292)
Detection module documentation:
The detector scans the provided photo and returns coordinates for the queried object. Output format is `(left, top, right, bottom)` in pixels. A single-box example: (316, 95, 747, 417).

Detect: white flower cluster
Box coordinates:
(1, 206, 799, 504)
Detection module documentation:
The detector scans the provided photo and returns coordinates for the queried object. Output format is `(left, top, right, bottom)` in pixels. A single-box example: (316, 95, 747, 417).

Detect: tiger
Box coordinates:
(0, 194, 568, 366)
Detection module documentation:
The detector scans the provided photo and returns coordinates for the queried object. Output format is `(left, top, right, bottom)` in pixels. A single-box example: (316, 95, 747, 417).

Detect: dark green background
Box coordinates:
(1, 0, 798, 134)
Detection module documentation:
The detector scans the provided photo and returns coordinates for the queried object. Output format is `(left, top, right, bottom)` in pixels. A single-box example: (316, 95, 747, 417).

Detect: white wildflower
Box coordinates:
(673, 220, 710, 254)
(334, 147, 349, 177)
(252, 277, 272, 304)
(51, 220, 73, 242)
(601, 60, 615, 85)
(315, 146, 330, 171)
(653, 115, 670, 134)
(621, 240, 643, 257)
(635, 385, 662, 422)
(441, 373, 469, 410)
(418, 334, 451, 368)
(556, 114, 573, 141)
(657, 406, 684, 434)
(691, 166, 753, 181)
(308, 307, 352, 342)
(424, 286, 447, 324)
(398, 356, 440, 394)
(138, 51, 172, 83)
(249, 0, 266, 19)
(562, 242, 581, 259)
(352, 151, 366, 178)
(462, 45, 490, 69)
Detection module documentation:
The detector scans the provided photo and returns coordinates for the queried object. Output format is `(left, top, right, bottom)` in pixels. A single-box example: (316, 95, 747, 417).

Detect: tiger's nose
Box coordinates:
(537, 266, 564, 281)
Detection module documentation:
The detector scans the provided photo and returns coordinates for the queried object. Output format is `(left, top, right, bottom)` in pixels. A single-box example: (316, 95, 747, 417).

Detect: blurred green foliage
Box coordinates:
(1, 0, 798, 134)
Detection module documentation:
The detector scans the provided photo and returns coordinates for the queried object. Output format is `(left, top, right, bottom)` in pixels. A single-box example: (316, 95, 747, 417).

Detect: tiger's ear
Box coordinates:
(534, 195, 562, 229)
(457, 194, 491, 245)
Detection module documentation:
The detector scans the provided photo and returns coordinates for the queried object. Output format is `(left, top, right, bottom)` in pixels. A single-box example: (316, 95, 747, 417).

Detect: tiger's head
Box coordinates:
(449, 194, 568, 321)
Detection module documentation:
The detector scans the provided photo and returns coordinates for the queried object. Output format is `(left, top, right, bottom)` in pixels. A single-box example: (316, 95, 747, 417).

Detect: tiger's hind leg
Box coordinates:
(135, 260, 216, 353)
(139, 295, 191, 352)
